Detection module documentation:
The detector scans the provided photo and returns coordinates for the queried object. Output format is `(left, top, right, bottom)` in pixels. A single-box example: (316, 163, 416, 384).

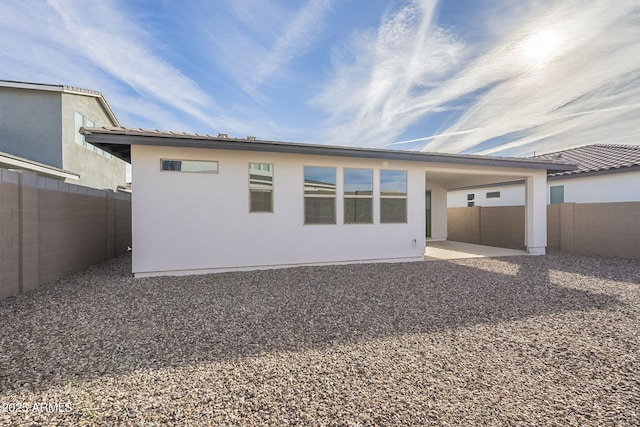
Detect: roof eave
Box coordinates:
(82, 129, 577, 172)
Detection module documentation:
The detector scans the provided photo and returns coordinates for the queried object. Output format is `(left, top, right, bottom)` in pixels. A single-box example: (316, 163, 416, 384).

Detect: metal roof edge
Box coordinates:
(82, 127, 578, 172)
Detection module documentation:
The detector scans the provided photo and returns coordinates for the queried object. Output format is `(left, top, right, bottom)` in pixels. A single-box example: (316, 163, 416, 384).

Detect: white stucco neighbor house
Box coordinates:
(448, 144, 640, 207)
(81, 127, 575, 277)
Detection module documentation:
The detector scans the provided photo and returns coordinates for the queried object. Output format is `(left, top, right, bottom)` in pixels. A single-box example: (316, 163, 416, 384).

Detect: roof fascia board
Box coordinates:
(0, 153, 80, 180)
(0, 80, 64, 92)
(84, 132, 577, 172)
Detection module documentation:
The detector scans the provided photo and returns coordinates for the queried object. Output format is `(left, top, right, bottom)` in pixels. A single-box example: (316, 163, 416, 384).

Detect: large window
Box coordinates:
(249, 163, 273, 212)
(161, 159, 219, 173)
(380, 170, 407, 223)
(304, 166, 336, 224)
(344, 168, 373, 224)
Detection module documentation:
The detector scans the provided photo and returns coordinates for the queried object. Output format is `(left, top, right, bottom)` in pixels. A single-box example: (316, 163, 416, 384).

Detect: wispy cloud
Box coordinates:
(47, 0, 214, 125)
(312, 0, 465, 146)
(198, 0, 332, 98)
(313, 0, 640, 155)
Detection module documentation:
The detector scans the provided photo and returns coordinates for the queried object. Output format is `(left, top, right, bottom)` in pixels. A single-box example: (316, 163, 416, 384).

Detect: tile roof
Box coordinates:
(537, 144, 640, 176)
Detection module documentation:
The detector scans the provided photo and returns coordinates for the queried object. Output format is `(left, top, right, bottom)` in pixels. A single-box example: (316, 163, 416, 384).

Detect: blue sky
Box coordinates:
(1, 0, 639, 157)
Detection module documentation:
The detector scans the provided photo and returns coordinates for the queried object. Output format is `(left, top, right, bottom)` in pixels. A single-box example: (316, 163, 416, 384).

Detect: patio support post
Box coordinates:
(524, 171, 547, 255)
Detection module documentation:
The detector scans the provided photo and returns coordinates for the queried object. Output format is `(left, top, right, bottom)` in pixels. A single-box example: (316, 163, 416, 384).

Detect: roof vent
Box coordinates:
(247, 136, 256, 141)
(217, 133, 228, 138)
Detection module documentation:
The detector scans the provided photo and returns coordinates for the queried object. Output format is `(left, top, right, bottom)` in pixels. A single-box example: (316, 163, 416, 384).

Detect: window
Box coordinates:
(344, 168, 373, 224)
(304, 166, 336, 224)
(160, 159, 219, 173)
(380, 170, 407, 223)
(467, 201, 475, 207)
(550, 185, 564, 204)
(467, 193, 475, 201)
(74, 112, 85, 146)
(249, 163, 273, 212)
(486, 191, 500, 199)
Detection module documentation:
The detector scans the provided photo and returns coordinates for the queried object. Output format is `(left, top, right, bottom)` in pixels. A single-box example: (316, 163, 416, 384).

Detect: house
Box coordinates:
(81, 127, 575, 277)
(448, 144, 640, 207)
(0, 80, 127, 190)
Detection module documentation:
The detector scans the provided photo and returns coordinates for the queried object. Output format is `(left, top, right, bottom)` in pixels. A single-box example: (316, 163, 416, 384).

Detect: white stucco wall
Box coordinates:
(427, 182, 448, 240)
(448, 170, 640, 207)
(549, 171, 640, 203)
(132, 145, 426, 276)
(448, 184, 525, 207)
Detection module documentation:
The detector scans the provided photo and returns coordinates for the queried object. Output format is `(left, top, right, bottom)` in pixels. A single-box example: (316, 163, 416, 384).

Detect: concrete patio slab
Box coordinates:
(424, 240, 529, 260)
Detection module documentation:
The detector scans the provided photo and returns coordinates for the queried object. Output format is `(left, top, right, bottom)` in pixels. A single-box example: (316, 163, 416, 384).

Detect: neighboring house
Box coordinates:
(0, 80, 127, 190)
(82, 127, 574, 277)
(448, 144, 640, 207)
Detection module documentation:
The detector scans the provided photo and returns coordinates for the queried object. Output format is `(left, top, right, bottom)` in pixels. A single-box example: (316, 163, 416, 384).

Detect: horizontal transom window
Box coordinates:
(161, 159, 219, 173)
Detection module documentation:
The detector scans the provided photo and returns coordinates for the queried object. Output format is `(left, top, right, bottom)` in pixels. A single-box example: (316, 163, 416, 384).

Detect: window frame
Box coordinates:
(160, 159, 219, 174)
(550, 185, 564, 204)
(343, 167, 373, 224)
(249, 162, 274, 213)
(380, 169, 408, 224)
(303, 166, 337, 225)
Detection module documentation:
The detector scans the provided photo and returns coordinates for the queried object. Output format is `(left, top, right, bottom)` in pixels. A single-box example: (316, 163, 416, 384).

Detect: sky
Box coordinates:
(1, 0, 639, 157)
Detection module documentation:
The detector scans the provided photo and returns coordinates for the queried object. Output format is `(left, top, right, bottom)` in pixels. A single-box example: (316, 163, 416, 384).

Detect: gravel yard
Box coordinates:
(1, 253, 638, 426)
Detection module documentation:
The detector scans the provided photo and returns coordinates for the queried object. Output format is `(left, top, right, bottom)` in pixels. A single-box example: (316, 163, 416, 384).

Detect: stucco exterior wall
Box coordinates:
(448, 170, 640, 207)
(0, 87, 63, 167)
(426, 182, 448, 240)
(131, 145, 426, 276)
(448, 183, 525, 208)
(61, 93, 127, 190)
(550, 171, 640, 204)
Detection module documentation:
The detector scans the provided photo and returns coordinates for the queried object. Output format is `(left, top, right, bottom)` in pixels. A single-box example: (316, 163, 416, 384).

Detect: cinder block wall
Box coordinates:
(447, 207, 480, 244)
(0, 169, 131, 300)
(448, 202, 640, 258)
(479, 206, 525, 250)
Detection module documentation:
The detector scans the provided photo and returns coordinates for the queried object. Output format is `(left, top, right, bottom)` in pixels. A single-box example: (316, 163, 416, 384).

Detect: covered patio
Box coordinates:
(424, 240, 528, 260)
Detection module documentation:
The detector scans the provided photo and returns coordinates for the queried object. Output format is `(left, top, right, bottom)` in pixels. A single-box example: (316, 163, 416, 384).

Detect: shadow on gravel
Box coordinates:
(0, 252, 631, 394)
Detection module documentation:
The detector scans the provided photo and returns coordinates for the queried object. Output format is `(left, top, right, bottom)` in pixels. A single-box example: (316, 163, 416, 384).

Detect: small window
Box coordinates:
(467, 201, 475, 207)
(550, 185, 564, 204)
(380, 170, 407, 223)
(304, 166, 336, 224)
(344, 168, 373, 224)
(161, 159, 219, 173)
(486, 191, 500, 199)
(467, 193, 475, 201)
(249, 163, 273, 212)
(74, 112, 85, 146)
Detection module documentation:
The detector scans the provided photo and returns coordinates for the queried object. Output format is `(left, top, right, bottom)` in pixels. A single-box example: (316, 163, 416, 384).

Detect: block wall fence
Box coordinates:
(447, 202, 640, 258)
(0, 169, 131, 300)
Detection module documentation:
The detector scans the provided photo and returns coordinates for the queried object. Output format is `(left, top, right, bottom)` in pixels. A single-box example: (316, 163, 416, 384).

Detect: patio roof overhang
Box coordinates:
(81, 127, 578, 174)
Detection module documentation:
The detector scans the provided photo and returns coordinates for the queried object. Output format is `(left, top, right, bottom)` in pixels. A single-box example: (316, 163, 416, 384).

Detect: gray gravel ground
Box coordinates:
(0, 253, 638, 426)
